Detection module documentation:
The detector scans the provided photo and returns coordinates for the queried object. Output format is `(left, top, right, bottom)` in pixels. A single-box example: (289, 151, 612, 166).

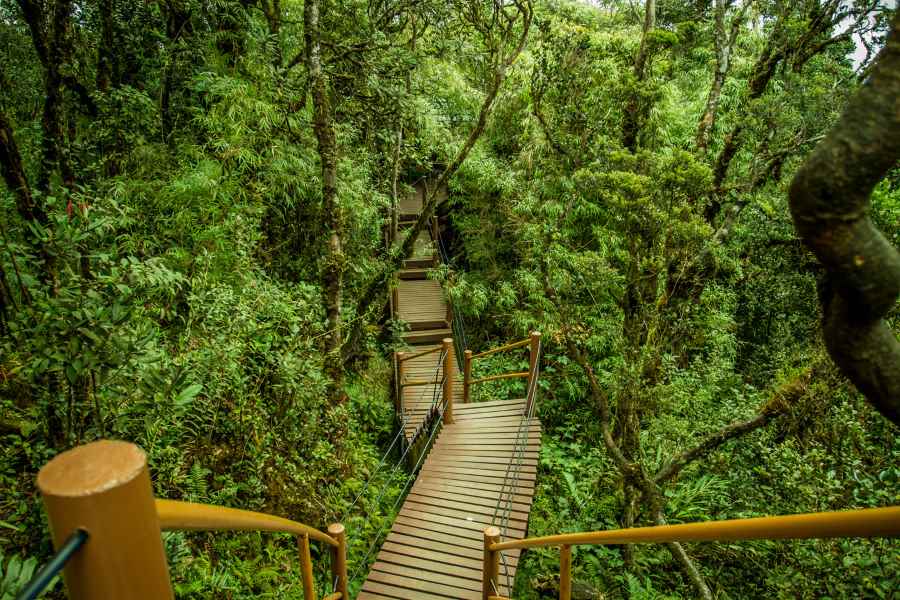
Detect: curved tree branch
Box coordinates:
(788, 13, 900, 424)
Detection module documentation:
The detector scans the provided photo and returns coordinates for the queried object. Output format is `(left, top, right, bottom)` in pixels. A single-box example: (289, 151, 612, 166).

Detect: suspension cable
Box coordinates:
(490, 338, 542, 593)
(348, 373, 450, 584)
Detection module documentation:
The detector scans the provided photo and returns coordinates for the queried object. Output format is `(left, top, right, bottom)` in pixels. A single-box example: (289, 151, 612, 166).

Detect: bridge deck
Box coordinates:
(359, 399, 540, 600)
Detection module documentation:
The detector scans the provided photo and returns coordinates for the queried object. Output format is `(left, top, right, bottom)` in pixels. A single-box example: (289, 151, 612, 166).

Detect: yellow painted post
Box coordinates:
(482, 526, 501, 600)
(443, 337, 454, 424)
(328, 523, 349, 600)
(37, 440, 174, 600)
(526, 331, 542, 415)
(559, 544, 572, 600)
(464, 349, 473, 403)
(298, 534, 315, 600)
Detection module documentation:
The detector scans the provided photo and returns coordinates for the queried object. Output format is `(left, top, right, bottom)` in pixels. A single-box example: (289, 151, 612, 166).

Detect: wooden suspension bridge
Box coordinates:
(19, 182, 900, 600)
(359, 184, 542, 599)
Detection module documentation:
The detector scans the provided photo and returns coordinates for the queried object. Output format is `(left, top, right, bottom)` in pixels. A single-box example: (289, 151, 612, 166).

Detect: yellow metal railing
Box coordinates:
(36, 440, 347, 600)
(481, 506, 900, 600)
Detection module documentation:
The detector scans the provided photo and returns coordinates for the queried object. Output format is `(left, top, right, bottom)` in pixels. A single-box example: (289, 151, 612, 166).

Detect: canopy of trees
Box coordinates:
(1, 0, 897, 598)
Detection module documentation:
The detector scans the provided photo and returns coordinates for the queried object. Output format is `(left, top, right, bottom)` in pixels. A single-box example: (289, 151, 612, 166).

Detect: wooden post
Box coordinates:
(37, 440, 174, 600)
(391, 284, 400, 320)
(328, 523, 349, 600)
(526, 331, 542, 415)
(463, 349, 472, 403)
(298, 534, 315, 600)
(432, 215, 440, 266)
(559, 544, 572, 600)
(482, 526, 501, 600)
(442, 337, 454, 424)
(396, 351, 405, 415)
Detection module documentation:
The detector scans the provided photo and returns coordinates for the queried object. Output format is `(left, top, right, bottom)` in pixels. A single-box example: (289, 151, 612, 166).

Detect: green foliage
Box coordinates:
(0, 552, 40, 600)
(0, 0, 897, 598)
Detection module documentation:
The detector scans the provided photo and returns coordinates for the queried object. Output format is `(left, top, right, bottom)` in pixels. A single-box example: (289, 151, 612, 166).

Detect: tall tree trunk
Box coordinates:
(97, 0, 116, 91)
(622, 0, 656, 151)
(0, 108, 44, 224)
(305, 0, 345, 403)
(37, 0, 75, 193)
(696, 0, 746, 154)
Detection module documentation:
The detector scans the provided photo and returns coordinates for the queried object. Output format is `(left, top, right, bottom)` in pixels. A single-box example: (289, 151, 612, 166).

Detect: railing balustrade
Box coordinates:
(481, 505, 900, 600)
(33, 440, 347, 600)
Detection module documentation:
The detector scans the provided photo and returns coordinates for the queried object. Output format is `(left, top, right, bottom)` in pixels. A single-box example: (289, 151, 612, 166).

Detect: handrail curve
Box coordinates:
(156, 499, 338, 547)
(397, 345, 443, 362)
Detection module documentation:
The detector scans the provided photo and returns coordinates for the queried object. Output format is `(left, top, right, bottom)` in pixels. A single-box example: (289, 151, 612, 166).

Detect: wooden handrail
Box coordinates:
(156, 499, 338, 547)
(398, 345, 443, 362)
(36, 440, 348, 600)
(469, 371, 529, 385)
(465, 332, 541, 406)
(489, 506, 900, 552)
(400, 378, 442, 387)
(471, 338, 530, 359)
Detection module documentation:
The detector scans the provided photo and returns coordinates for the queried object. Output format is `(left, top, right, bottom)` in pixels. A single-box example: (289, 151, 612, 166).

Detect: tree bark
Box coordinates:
(696, 0, 747, 154)
(305, 0, 345, 403)
(622, 0, 656, 152)
(97, 0, 116, 91)
(0, 108, 43, 224)
(788, 13, 900, 424)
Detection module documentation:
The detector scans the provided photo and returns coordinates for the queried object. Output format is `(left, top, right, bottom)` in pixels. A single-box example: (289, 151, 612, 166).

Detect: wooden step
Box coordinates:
(403, 328, 452, 344)
(399, 268, 429, 280)
(404, 257, 435, 269)
(406, 319, 449, 331)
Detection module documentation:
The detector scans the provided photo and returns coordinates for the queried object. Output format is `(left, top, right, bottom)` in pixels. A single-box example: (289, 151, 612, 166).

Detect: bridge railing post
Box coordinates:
(328, 523, 349, 599)
(463, 349, 472, 403)
(559, 544, 572, 600)
(526, 331, 542, 414)
(396, 351, 405, 415)
(37, 440, 174, 600)
(443, 337, 454, 424)
(298, 534, 315, 599)
(482, 526, 501, 599)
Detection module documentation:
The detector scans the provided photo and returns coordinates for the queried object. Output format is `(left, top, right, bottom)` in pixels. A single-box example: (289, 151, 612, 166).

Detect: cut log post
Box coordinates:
(482, 526, 501, 600)
(526, 331, 542, 415)
(298, 533, 315, 599)
(559, 544, 572, 600)
(464, 349, 473, 403)
(443, 337, 454, 424)
(328, 523, 348, 600)
(396, 351, 405, 417)
(37, 440, 174, 600)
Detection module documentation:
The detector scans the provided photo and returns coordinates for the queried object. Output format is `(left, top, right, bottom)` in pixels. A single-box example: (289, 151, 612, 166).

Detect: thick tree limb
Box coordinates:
(696, 0, 750, 154)
(0, 108, 43, 224)
(653, 364, 817, 484)
(788, 13, 900, 424)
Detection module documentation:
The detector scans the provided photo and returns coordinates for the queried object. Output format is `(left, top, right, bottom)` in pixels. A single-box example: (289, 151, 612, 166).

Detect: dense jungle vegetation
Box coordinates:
(1, 0, 899, 598)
